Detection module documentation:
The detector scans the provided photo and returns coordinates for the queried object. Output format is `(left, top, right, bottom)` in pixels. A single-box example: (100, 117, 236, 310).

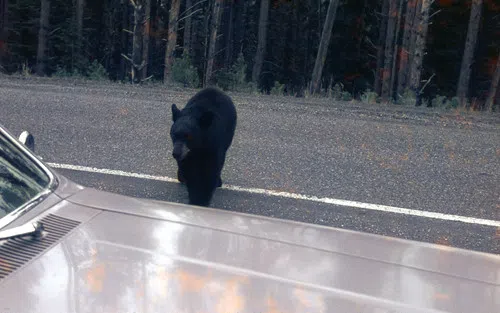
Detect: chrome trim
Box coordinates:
(18, 130, 35, 152)
(0, 221, 44, 241)
(0, 125, 59, 230)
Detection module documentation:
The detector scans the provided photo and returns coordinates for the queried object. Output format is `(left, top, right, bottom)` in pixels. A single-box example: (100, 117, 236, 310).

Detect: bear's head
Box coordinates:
(170, 103, 214, 161)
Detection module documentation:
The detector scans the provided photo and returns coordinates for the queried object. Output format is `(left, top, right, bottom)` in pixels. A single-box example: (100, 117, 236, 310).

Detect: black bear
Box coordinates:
(170, 87, 237, 207)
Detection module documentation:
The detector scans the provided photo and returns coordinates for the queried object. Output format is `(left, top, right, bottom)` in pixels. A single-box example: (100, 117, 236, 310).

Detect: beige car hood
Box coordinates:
(0, 187, 498, 313)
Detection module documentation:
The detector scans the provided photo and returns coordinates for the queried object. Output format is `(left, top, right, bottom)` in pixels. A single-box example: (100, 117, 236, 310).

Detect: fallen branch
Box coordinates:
(365, 37, 377, 49)
(178, 0, 208, 17)
(419, 73, 436, 94)
(136, 61, 146, 71)
(48, 27, 61, 36)
(429, 9, 441, 20)
(177, 8, 203, 24)
(121, 53, 133, 63)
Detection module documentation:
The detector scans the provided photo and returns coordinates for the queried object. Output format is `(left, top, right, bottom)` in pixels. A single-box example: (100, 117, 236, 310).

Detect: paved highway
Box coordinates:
(1, 76, 499, 254)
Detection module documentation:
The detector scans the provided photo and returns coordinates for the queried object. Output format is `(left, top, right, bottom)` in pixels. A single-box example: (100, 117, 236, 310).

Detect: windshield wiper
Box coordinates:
(0, 222, 44, 241)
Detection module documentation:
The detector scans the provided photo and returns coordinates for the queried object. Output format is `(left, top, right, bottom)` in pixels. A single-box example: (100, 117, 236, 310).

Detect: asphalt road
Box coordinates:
(1, 76, 499, 254)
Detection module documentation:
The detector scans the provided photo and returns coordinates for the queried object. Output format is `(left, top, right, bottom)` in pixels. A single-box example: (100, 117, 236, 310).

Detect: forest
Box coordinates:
(0, 0, 499, 111)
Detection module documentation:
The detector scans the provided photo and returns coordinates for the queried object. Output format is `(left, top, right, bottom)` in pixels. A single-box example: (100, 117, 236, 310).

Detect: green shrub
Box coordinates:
(54, 66, 79, 78)
(20, 61, 32, 77)
(341, 91, 353, 101)
(431, 95, 460, 109)
(329, 83, 344, 100)
(215, 69, 233, 90)
(216, 52, 254, 92)
(171, 55, 200, 88)
(270, 81, 285, 96)
(360, 90, 378, 104)
(431, 95, 447, 107)
(87, 60, 108, 80)
(398, 88, 417, 106)
(449, 96, 460, 108)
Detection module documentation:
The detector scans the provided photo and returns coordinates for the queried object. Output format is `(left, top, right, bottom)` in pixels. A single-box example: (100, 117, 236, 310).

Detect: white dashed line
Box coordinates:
(47, 162, 500, 228)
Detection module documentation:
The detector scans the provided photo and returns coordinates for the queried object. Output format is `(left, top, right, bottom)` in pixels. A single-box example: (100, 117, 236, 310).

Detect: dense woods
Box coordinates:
(0, 0, 499, 110)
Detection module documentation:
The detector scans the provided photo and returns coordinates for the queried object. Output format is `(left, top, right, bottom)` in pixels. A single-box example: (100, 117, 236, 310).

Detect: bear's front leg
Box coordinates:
(186, 170, 218, 207)
(215, 149, 226, 188)
(177, 167, 186, 184)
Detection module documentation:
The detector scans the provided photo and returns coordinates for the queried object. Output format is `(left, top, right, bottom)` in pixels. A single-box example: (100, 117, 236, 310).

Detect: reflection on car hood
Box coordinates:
(0, 186, 498, 313)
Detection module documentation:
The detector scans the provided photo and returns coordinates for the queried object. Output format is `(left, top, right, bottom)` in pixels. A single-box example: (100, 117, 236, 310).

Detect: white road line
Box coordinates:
(47, 162, 500, 228)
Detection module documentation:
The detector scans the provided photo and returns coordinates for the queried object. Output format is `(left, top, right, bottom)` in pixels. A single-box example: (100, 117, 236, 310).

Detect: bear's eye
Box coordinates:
(184, 133, 192, 140)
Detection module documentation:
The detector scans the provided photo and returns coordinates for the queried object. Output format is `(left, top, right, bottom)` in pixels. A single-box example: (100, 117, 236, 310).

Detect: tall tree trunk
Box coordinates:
(101, 0, 112, 74)
(156, 0, 166, 53)
(202, 0, 215, 75)
(374, 0, 390, 95)
(251, 0, 270, 86)
(203, 0, 211, 71)
(303, 0, 313, 86)
(456, 0, 483, 103)
(164, 0, 180, 81)
(290, 0, 300, 90)
(407, 0, 422, 79)
(381, 0, 398, 100)
(356, 0, 368, 59)
(75, 0, 84, 69)
(131, 0, 144, 83)
(309, 0, 340, 95)
(233, 0, 246, 56)
(0, 0, 6, 36)
(283, 0, 297, 89)
(409, 0, 431, 103)
(204, 0, 223, 86)
(0, 0, 8, 70)
(36, 0, 50, 76)
(224, 0, 235, 68)
(485, 55, 500, 111)
(390, 0, 404, 99)
(76, 0, 84, 39)
(183, 0, 192, 57)
(119, 0, 129, 81)
(154, 0, 167, 78)
(396, 0, 417, 97)
(141, 0, 151, 79)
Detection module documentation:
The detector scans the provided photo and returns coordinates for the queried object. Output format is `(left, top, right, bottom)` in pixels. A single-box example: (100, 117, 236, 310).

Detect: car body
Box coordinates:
(0, 123, 498, 313)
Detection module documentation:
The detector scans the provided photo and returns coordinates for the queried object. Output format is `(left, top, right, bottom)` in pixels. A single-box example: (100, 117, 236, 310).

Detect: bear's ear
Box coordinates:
(198, 111, 214, 129)
(171, 104, 180, 122)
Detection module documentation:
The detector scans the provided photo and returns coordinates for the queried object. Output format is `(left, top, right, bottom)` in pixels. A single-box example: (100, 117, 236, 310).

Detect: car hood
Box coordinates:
(0, 186, 499, 313)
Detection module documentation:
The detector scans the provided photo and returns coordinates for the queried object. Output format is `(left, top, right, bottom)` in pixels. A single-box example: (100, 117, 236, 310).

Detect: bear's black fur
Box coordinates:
(170, 87, 237, 206)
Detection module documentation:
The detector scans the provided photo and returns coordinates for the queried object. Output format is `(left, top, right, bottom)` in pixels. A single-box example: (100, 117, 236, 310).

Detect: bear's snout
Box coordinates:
(172, 142, 189, 160)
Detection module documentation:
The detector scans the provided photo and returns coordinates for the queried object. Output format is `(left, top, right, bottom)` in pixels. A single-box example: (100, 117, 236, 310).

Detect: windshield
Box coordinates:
(0, 131, 51, 219)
